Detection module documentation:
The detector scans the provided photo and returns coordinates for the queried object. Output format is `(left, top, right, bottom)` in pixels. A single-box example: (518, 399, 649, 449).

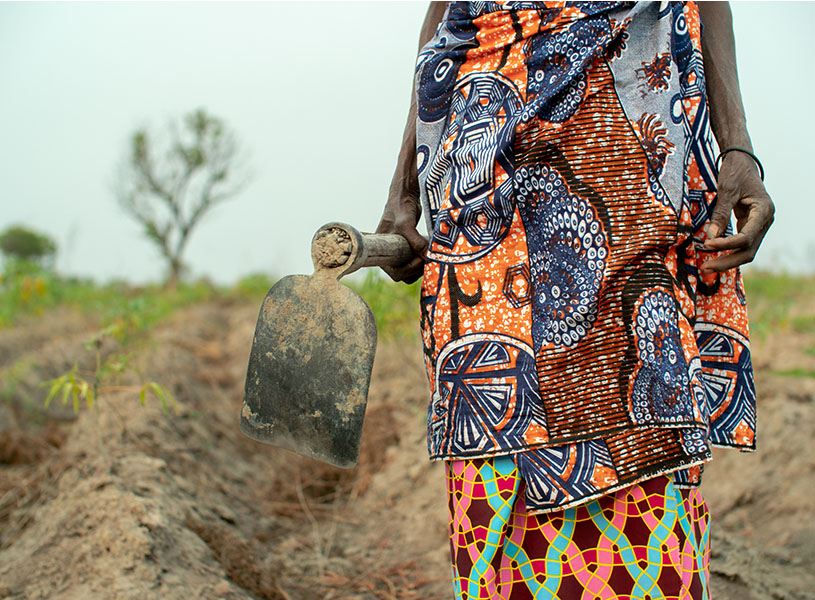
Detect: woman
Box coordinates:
(378, 2, 774, 598)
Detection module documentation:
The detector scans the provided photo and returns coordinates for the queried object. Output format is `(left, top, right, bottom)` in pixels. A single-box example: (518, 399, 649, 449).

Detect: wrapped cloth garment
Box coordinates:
(446, 457, 710, 599)
(415, 0, 756, 516)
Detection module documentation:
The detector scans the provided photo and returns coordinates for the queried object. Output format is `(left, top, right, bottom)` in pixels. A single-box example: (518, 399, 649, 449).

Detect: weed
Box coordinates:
(44, 365, 93, 414)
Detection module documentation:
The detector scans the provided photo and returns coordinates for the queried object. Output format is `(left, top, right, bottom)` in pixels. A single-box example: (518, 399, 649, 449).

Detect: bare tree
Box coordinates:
(116, 109, 249, 284)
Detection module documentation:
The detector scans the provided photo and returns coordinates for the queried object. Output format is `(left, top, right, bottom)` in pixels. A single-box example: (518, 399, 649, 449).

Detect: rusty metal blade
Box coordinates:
(240, 273, 376, 468)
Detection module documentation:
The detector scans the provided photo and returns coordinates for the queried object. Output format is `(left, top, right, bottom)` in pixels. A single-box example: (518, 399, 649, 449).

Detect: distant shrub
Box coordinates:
(0, 225, 57, 266)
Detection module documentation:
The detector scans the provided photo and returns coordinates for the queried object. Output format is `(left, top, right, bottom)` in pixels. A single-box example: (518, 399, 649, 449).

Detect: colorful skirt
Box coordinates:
(447, 457, 710, 600)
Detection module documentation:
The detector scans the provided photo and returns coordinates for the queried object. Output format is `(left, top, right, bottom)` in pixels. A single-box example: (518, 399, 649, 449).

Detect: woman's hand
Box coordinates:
(376, 180, 428, 284)
(702, 151, 774, 273)
(697, 2, 775, 273)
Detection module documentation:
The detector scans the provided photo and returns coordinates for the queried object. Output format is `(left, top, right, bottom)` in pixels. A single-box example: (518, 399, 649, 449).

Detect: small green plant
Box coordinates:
(43, 327, 177, 415)
(43, 362, 176, 414)
(44, 364, 93, 414)
(41, 323, 177, 466)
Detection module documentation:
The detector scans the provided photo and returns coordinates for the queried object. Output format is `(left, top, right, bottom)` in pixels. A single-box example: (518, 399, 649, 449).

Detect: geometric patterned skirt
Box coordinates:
(447, 457, 710, 600)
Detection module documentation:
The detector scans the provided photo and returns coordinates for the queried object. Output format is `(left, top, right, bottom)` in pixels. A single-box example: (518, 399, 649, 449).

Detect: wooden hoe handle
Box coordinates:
(310, 222, 415, 279)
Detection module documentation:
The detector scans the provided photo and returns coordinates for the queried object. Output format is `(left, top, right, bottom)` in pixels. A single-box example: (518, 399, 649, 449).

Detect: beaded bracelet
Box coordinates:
(715, 146, 765, 181)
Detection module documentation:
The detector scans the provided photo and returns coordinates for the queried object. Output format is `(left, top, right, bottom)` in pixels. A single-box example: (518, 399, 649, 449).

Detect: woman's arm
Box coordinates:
(376, 2, 448, 283)
(697, 1, 774, 273)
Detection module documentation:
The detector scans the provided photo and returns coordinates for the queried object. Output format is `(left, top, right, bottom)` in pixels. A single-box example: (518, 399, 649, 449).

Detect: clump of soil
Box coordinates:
(0, 298, 812, 599)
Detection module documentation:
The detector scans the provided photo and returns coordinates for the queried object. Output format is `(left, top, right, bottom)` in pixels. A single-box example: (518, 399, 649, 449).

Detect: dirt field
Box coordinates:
(0, 295, 812, 599)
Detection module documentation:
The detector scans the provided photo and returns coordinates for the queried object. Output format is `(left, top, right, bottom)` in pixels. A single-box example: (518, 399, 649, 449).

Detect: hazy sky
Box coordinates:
(1, 2, 812, 284)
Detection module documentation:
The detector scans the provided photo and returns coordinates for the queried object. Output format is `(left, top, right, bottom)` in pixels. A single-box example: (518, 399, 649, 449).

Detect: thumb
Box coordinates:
(401, 225, 428, 257)
(706, 190, 734, 241)
(393, 208, 428, 257)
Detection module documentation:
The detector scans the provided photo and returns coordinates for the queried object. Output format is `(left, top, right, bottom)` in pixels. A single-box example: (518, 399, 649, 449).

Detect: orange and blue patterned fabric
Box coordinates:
(416, 0, 755, 514)
(447, 457, 710, 599)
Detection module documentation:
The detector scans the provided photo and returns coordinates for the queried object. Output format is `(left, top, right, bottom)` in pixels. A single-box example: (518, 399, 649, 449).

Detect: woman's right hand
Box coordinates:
(376, 181, 428, 284)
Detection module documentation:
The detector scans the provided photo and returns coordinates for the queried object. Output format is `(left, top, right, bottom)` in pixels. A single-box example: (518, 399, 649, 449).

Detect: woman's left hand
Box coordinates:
(702, 151, 774, 273)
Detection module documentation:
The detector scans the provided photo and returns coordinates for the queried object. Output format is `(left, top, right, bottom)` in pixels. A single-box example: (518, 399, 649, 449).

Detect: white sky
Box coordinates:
(1, 1, 812, 284)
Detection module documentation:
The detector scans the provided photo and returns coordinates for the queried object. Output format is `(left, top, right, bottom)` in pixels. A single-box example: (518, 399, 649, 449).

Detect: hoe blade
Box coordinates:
(241, 274, 376, 469)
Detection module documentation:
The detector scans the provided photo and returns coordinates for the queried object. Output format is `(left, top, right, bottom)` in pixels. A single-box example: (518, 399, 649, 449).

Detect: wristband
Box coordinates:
(715, 147, 765, 181)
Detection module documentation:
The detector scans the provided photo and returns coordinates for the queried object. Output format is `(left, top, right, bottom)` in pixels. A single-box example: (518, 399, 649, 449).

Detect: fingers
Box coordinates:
(705, 200, 731, 242)
(382, 255, 425, 284)
(701, 195, 773, 273)
(707, 151, 762, 241)
(701, 248, 756, 273)
(701, 150, 774, 272)
(383, 219, 427, 283)
(703, 208, 763, 251)
(395, 215, 429, 257)
(376, 195, 428, 283)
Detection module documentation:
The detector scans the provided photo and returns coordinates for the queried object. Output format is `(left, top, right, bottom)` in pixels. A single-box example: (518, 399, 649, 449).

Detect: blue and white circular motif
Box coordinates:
(647, 166, 671, 210)
(415, 15, 478, 124)
(515, 164, 607, 349)
(630, 290, 694, 424)
(680, 427, 708, 457)
(418, 51, 465, 123)
(670, 2, 692, 74)
(522, 18, 610, 123)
